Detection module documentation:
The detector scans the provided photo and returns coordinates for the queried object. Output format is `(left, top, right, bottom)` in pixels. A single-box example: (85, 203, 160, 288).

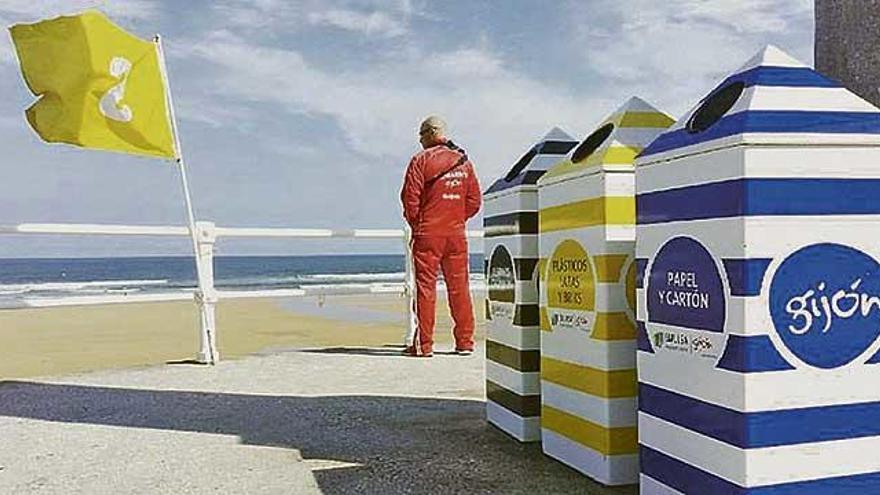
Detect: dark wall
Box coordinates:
(815, 0, 880, 107)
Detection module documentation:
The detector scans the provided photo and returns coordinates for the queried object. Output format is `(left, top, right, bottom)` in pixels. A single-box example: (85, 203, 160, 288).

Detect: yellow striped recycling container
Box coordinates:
(536, 97, 674, 485)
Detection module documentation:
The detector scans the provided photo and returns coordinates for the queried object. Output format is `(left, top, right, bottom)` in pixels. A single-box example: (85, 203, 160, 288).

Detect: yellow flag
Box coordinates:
(9, 10, 176, 159)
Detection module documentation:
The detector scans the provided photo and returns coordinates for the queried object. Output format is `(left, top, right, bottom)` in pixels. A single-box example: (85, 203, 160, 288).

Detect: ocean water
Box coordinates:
(0, 255, 485, 303)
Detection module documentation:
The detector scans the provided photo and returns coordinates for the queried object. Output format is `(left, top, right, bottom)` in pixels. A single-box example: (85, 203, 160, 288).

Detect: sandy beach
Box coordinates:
(0, 293, 486, 379)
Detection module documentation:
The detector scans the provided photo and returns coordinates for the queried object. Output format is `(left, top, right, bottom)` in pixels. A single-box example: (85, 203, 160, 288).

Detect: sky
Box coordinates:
(0, 0, 814, 257)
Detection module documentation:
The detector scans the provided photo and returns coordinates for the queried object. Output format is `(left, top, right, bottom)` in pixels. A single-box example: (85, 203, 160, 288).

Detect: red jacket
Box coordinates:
(400, 140, 482, 236)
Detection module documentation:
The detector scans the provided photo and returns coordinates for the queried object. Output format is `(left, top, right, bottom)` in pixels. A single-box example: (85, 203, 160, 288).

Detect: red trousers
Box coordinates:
(409, 235, 475, 355)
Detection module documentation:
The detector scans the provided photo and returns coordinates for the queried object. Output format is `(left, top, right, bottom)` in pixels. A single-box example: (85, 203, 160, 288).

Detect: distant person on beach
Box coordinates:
(400, 116, 482, 357)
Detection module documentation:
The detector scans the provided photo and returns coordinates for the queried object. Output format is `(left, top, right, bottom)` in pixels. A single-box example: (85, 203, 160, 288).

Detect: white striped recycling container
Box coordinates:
(483, 127, 578, 442)
(635, 45, 880, 494)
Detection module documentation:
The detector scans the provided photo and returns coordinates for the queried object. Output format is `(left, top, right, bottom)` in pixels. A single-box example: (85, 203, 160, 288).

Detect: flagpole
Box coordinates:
(154, 34, 218, 365)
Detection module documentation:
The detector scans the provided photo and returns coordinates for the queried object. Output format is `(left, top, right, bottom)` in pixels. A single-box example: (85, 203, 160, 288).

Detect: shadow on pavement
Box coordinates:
(300, 346, 411, 357)
(0, 380, 636, 495)
(165, 358, 205, 365)
(301, 346, 462, 357)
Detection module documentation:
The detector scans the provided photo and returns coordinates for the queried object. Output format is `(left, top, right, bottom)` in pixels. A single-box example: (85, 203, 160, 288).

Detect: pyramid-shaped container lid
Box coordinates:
(538, 97, 674, 185)
(483, 127, 578, 195)
(638, 45, 880, 163)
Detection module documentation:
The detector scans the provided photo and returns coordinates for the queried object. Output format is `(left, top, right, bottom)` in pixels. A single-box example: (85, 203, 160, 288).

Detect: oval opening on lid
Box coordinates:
(571, 123, 614, 164)
(686, 81, 745, 134)
(503, 147, 538, 182)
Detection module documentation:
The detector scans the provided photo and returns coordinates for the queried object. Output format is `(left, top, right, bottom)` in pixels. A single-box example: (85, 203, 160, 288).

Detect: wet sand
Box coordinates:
(0, 293, 486, 379)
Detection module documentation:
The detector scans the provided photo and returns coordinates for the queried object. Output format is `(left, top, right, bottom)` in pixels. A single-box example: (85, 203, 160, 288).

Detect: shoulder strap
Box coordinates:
(414, 142, 469, 223)
(424, 141, 468, 188)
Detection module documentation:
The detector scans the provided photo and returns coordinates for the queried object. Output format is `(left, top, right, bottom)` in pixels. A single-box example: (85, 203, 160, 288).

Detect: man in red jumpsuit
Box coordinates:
(400, 116, 482, 357)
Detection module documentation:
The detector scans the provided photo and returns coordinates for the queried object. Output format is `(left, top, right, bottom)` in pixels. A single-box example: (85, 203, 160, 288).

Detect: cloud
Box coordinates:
(565, 0, 814, 115)
(432, 48, 504, 78)
(0, 0, 159, 21)
(210, 1, 303, 30)
(176, 31, 613, 183)
(211, 0, 417, 35)
(0, 0, 161, 66)
(0, 115, 20, 129)
(180, 0, 816, 187)
(0, 16, 12, 66)
(307, 9, 407, 37)
(676, 0, 811, 34)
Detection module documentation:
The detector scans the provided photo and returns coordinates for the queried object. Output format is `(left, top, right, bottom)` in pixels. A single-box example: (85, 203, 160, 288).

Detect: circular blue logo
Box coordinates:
(770, 243, 880, 369)
(647, 236, 726, 332)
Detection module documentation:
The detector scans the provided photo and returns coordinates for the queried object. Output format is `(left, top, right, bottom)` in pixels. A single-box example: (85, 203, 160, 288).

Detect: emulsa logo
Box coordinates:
(770, 243, 880, 369)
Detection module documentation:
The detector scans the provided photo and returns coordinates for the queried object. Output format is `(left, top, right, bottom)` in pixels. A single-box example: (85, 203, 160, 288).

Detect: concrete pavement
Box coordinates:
(0, 343, 637, 494)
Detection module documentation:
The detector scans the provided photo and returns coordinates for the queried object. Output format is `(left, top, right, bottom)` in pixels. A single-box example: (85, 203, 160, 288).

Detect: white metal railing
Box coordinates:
(0, 222, 484, 364)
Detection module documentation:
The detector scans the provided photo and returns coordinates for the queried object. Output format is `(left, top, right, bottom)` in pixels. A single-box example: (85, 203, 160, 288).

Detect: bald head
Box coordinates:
(419, 115, 447, 149)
